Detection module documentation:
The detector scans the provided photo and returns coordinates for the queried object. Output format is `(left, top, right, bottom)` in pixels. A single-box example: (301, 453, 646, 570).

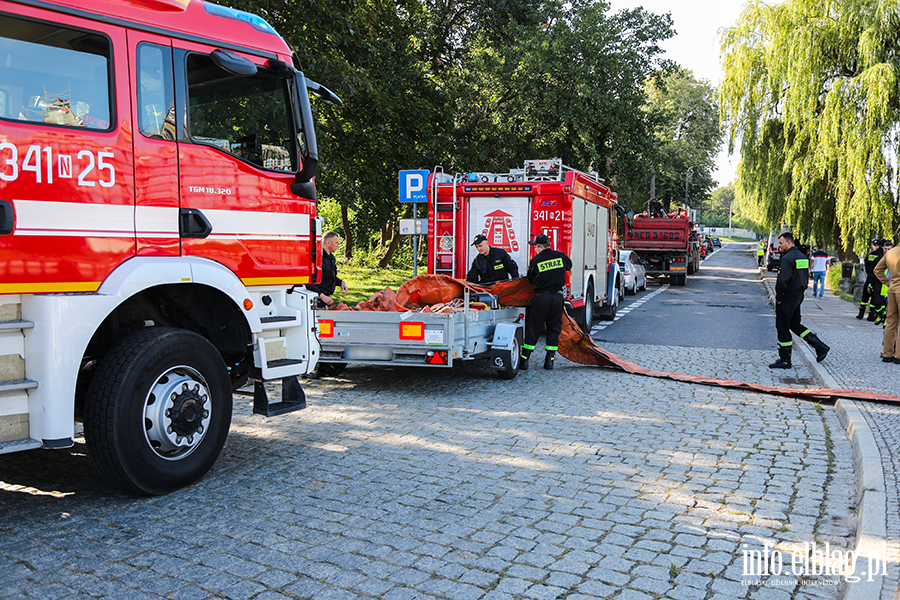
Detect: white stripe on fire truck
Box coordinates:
(12, 202, 311, 239)
(202, 208, 311, 240)
(14, 200, 133, 237)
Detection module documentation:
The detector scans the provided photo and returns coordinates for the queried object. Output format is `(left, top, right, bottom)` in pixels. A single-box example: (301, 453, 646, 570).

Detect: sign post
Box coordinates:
(399, 170, 430, 277)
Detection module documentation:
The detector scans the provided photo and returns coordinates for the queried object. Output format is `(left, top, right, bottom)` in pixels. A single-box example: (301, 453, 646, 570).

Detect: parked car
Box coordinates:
(619, 250, 647, 295)
(711, 237, 721, 247)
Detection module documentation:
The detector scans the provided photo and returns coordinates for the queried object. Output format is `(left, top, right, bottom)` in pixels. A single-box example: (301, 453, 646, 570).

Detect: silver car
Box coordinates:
(619, 250, 647, 295)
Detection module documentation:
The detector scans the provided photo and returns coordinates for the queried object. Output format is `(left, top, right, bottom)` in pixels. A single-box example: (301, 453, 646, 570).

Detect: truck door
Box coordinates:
(129, 32, 179, 256)
(466, 197, 528, 275)
(173, 41, 314, 286)
(0, 10, 134, 294)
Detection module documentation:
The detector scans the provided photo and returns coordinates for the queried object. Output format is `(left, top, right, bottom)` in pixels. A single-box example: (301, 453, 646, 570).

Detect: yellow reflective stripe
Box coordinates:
(0, 281, 101, 294)
(242, 276, 311, 286)
(795, 259, 809, 269)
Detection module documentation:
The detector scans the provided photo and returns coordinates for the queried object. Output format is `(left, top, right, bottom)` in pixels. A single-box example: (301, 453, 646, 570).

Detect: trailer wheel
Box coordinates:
(84, 328, 232, 495)
(495, 335, 521, 380)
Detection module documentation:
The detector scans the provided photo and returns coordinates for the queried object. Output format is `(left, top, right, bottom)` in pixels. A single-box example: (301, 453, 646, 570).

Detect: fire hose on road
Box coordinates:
(327, 274, 900, 404)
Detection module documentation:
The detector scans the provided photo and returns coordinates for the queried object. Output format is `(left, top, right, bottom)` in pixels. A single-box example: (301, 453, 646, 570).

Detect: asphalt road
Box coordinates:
(593, 243, 775, 351)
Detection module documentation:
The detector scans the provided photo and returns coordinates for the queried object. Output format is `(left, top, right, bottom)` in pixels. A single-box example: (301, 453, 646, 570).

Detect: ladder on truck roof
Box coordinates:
(430, 166, 459, 276)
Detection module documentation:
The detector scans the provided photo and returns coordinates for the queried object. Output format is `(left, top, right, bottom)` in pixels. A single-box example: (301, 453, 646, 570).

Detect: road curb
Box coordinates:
(759, 268, 886, 599)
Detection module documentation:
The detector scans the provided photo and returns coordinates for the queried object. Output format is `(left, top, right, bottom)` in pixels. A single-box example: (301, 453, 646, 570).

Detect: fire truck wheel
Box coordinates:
(580, 283, 595, 331)
(84, 328, 232, 495)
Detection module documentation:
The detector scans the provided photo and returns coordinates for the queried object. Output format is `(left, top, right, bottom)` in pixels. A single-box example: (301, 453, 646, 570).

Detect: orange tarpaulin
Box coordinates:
(324, 274, 900, 403)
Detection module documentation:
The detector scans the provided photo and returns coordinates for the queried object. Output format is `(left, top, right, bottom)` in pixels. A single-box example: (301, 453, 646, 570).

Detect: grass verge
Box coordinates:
(334, 260, 417, 306)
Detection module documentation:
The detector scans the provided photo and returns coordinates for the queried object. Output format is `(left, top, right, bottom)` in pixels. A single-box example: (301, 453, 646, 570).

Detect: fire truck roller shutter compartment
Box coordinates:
(570, 195, 585, 301)
(466, 197, 529, 274)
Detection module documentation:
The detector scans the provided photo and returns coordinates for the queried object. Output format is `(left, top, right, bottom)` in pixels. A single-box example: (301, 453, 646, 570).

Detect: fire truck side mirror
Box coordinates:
(305, 78, 342, 106)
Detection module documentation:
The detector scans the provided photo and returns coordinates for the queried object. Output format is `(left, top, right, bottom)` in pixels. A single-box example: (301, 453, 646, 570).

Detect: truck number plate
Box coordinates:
(630, 230, 681, 241)
(345, 346, 392, 361)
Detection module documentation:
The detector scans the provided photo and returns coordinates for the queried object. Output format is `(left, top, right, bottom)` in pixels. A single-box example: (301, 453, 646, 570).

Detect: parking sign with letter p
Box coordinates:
(399, 170, 430, 203)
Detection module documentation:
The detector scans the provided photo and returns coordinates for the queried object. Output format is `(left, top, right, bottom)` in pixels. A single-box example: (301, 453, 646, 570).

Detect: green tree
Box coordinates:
(720, 0, 900, 256)
(641, 68, 721, 214)
(441, 1, 674, 194)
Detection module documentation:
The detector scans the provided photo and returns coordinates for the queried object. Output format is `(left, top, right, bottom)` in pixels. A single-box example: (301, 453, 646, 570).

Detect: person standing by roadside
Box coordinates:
(521, 234, 572, 371)
(306, 231, 348, 307)
(769, 232, 830, 369)
(810, 244, 829, 298)
(858, 238, 885, 320)
(876, 240, 900, 362)
(466, 234, 519, 284)
(874, 239, 893, 325)
(757, 238, 766, 267)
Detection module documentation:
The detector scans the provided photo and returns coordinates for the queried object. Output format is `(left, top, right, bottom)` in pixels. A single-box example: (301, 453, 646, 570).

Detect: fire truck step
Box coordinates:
(0, 379, 38, 393)
(265, 358, 305, 369)
(252, 377, 307, 417)
(0, 320, 34, 331)
(0, 437, 42, 455)
(260, 316, 297, 324)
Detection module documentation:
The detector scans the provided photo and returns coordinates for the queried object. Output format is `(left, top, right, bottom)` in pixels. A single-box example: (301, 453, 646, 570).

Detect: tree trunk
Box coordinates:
(381, 222, 393, 247)
(340, 204, 353, 259)
(377, 228, 404, 268)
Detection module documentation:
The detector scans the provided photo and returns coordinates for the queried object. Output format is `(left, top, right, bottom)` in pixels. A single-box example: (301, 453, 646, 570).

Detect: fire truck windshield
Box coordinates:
(186, 53, 295, 172)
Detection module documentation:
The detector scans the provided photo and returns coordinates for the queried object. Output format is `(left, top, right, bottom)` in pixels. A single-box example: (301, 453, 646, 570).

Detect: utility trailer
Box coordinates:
(316, 290, 525, 379)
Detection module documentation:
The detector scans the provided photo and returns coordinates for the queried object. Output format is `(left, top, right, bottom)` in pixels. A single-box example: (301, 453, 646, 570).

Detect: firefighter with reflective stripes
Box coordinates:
(769, 232, 830, 369)
(858, 238, 885, 321)
(521, 234, 572, 371)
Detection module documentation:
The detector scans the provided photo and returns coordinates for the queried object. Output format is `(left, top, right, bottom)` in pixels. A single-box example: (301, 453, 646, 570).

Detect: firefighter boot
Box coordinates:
(805, 333, 830, 363)
(857, 305, 866, 319)
(768, 346, 792, 369)
(543, 350, 556, 370)
(867, 309, 878, 322)
(520, 349, 532, 371)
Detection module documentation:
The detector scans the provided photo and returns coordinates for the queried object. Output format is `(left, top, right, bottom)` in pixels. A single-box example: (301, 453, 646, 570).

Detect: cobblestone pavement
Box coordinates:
(760, 264, 900, 600)
(1, 338, 857, 600)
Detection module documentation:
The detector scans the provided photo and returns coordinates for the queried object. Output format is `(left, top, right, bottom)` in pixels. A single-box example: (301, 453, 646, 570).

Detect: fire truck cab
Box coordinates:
(428, 158, 625, 331)
(0, 0, 339, 494)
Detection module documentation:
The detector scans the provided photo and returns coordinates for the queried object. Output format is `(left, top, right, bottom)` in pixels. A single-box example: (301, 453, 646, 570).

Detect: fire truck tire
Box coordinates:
(84, 328, 232, 495)
(580, 283, 595, 331)
(496, 336, 521, 380)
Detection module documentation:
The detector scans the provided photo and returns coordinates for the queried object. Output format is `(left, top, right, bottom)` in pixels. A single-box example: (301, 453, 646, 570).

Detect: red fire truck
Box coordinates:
(427, 158, 626, 331)
(0, 0, 340, 494)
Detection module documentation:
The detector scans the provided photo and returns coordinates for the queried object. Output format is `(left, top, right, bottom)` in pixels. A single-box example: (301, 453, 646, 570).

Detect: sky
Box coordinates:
(606, 0, 749, 187)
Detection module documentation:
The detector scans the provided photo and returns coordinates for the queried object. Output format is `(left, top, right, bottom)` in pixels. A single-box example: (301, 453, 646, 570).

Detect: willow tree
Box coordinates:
(720, 0, 900, 254)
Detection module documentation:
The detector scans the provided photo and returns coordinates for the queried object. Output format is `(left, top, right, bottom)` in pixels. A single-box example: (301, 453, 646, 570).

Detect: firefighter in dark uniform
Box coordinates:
(306, 230, 348, 308)
(521, 234, 572, 371)
(770, 232, 830, 369)
(858, 238, 885, 321)
(466, 234, 519, 284)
